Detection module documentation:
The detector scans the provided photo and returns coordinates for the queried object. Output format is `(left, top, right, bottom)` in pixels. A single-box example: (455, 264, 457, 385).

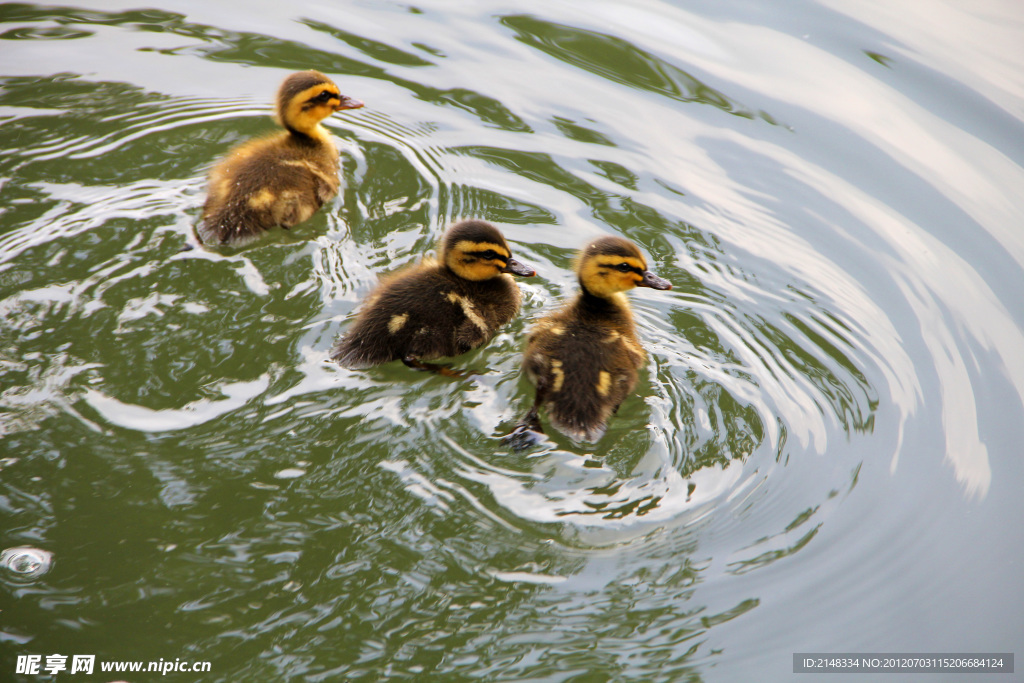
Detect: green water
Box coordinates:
(2, 1, 1023, 681)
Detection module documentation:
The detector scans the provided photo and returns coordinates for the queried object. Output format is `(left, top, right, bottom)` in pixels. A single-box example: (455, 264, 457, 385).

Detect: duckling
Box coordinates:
(331, 220, 536, 373)
(199, 70, 364, 245)
(511, 236, 671, 443)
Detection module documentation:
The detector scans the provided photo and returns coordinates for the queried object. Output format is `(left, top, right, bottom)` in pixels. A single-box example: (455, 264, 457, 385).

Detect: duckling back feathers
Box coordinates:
(331, 220, 535, 368)
(523, 236, 671, 442)
(200, 70, 363, 246)
(524, 293, 645, 442)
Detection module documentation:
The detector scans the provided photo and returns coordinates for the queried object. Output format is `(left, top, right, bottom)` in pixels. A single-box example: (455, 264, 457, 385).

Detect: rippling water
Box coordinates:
(2, 1, 1022, 680)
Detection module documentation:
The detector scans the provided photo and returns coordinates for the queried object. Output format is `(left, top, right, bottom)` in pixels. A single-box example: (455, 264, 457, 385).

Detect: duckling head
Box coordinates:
(441, 220, 536, 282)
(577, 236, 672, 298)
(276, 70, 364, 137)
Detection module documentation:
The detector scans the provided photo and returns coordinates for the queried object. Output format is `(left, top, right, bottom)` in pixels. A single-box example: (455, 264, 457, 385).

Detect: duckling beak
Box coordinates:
(639, 270, 672, 290)
(334, 95, 364, 111)
(502, 257, 536, 277)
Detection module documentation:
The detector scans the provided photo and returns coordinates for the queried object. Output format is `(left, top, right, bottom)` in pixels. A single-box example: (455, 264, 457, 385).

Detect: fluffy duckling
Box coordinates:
(331, 220, 536, 372)
(512, 236, 671, 443)
(200, 70, 364, 245)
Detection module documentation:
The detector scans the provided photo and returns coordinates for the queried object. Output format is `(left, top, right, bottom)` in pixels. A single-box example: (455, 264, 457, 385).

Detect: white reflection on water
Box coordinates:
(613, 1, 1024, 269)
(477, 457, 736, 527)
(0, 354, 103, 436)
(820, 0, 1024, 113)
(576, 4, 1024, 498)
(0, 179, 190, 266)
(451, 436, 750, 533)
(488, 570, 568, 584)
(786, 155, 1024, 498)
(83, 375, 270, 432)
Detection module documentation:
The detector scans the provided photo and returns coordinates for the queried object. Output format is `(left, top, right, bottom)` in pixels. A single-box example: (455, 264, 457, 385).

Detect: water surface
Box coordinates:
(2, 1, 1023, 681)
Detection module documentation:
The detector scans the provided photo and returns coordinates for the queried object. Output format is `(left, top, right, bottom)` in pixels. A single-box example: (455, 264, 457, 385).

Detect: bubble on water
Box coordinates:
(1, 546, 54, 581)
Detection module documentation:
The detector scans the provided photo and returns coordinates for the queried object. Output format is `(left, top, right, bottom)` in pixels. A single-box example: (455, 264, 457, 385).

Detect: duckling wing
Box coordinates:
(448, 277, 523, 354)
(201, 135, 340, 244)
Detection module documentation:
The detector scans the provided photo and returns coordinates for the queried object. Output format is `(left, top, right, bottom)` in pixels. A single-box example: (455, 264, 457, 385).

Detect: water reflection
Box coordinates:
(1, 1, 1022, 680)
(502, 14, 776, 123)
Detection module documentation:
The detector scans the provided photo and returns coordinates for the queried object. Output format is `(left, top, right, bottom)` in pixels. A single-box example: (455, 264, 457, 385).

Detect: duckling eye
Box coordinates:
(313, 91, 334, 103)
(481, 250, 499, 260)
(616, 263, 633, 273)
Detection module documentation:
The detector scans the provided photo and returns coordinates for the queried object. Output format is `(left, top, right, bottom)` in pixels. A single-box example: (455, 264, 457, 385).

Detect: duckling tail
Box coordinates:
(550, 416, 606, 443)
(329, 337, 378, 369)
(197, 211, 266, 247)
(546, 397, 609, 444)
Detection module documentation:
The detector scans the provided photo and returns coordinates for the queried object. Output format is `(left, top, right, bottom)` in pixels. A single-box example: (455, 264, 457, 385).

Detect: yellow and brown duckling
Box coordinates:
(199, 70, 364, 246)
(511, 236, 672, 444)
(331, 220, 536, 373)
